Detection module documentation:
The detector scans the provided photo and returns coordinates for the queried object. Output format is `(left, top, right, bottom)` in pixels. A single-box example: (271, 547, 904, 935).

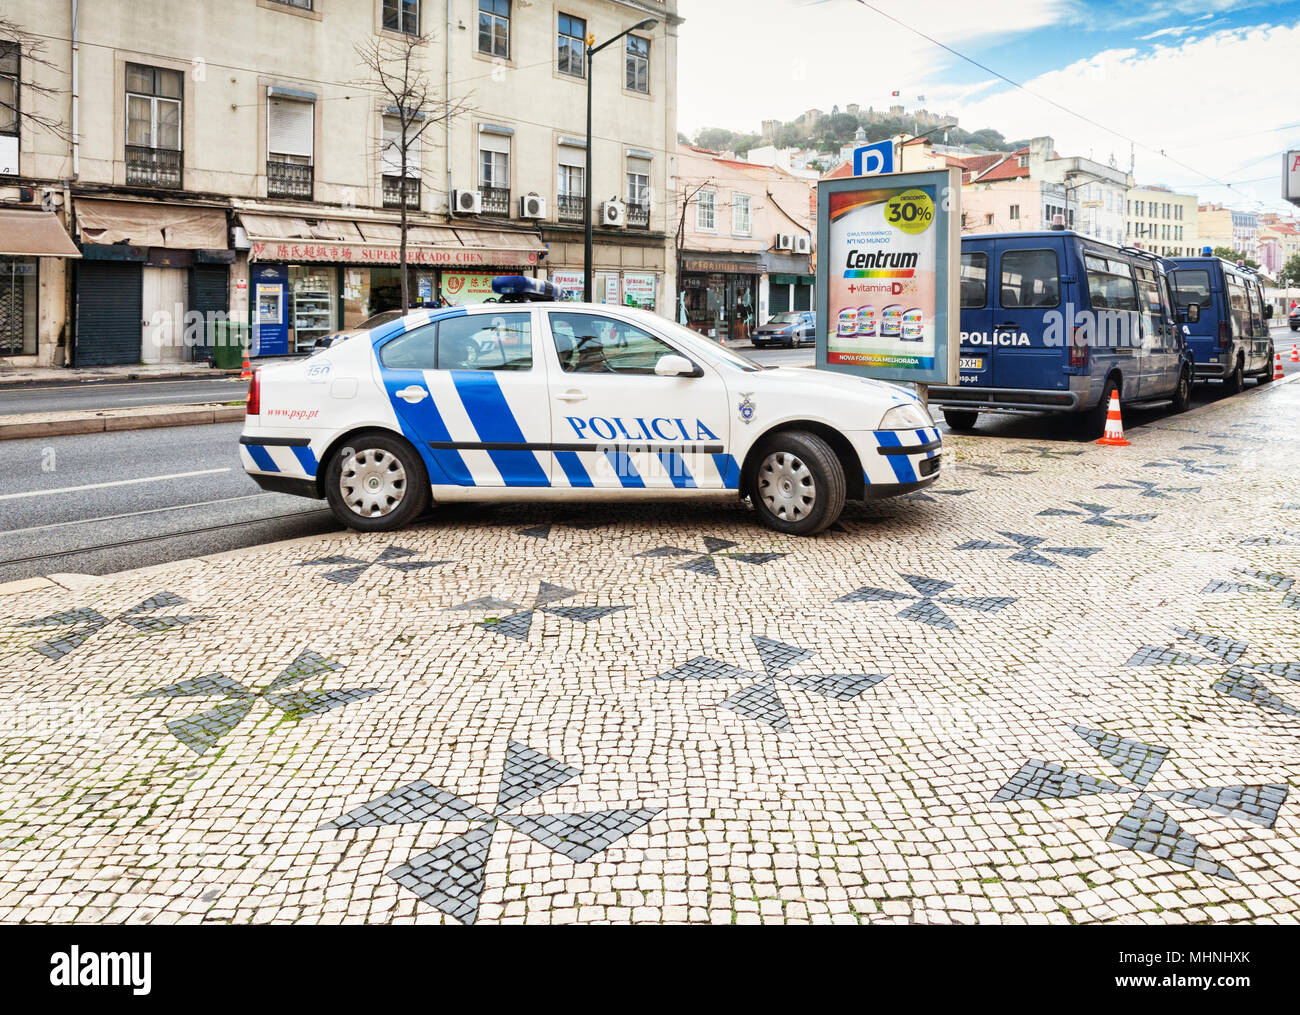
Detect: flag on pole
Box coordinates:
(890, 90, 900, 96)
(917, 94, 926, 102)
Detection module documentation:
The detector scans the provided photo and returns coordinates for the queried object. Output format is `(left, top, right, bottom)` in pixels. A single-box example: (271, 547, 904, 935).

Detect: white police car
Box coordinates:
(239, 277, 941, 536)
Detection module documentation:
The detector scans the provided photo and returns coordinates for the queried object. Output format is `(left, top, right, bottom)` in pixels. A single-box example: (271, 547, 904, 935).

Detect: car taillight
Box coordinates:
(246, 369, 260, 415)
(1217, 320, 1229, 348)
(1068, 328, 1088, 368)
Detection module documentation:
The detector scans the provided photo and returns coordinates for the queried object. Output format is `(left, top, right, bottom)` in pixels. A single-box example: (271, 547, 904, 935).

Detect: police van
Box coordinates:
(928, 229, 1194, 434)
(1165, 250, 1274, 392)
(239, 277, 942, 536)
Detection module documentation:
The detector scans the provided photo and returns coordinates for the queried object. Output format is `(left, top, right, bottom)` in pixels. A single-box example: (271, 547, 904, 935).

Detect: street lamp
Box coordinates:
(583, 17, 658, 302)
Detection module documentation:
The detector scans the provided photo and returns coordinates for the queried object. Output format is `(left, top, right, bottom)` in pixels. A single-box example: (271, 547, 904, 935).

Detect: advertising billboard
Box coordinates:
(815, 167, 960, 386)
(1286, 151, 1300, 206)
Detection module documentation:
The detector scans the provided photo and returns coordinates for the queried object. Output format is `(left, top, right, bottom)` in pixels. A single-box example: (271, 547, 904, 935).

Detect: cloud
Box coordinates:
(1139, 24, 1194, 39)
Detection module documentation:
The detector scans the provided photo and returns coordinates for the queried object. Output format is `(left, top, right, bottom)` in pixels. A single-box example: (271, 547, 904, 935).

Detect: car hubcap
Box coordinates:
(340, 448, 406, 518)
(758, 451, 815, 522)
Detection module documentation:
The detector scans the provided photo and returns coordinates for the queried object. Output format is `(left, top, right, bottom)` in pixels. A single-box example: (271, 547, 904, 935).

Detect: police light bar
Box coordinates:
(1202, 245, 1213, 256)
(491, 276, 560, 302)
(1049, 213, 1066, 230)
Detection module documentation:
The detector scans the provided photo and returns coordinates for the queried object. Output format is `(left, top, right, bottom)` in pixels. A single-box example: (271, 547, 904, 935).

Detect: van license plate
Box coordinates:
(960, 357, 984, 370)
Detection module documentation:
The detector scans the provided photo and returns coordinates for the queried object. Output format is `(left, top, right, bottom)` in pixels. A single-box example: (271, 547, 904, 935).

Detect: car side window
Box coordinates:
(999, 249, 1058, 308)
(549, 312, 681, 374)
(378, 323, 437, 370)
(437, 313, 533, 371)
(961, 251, 988, 308)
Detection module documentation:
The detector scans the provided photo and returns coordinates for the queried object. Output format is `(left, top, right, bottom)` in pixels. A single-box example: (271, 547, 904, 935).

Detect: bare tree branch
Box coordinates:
(1, 15, 72, 143)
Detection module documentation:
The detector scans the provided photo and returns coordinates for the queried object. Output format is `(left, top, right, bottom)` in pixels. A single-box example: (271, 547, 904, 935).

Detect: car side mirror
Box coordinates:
(655, 354, 701, 377)
(1183, 303, 1199, 324)
(1265, 304, 1274, 320)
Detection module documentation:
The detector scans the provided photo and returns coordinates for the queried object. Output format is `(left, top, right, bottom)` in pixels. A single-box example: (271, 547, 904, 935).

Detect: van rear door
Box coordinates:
(991, 238, 1067, 390)
(958, 239, 993, 387)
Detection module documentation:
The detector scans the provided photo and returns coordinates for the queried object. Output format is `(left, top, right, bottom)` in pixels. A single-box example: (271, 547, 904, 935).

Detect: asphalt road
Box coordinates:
(0, 377, 249, 416)
(0, 422, 338, 583)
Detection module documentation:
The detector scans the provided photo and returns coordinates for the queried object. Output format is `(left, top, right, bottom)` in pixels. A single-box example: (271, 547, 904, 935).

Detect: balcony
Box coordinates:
(481, 185, 511, 217)
(267, 159, 313, 200)
(557, 194, 585, 224)
(382, 175, 420, 210)
(626, 202, 650, 229)
(125, 145, 183, 189)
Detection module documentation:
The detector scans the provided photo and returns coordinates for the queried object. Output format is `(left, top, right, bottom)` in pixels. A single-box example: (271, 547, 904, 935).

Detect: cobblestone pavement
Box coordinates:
(2, 379, 1299, 926)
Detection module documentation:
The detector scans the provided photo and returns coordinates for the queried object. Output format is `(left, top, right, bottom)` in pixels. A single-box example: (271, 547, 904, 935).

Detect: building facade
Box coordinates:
(0, 0, 680, 367)
(1124, 185, 1198, 257)
(1198, 204, 1258, 261)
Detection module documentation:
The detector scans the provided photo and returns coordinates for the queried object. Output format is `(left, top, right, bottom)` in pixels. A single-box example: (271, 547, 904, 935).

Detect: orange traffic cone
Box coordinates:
(240, 353, 252, 380)
(1274, 353, 1285, 381)
(1095, 391, 1130, 447)
(1290, 343, 1298, 363)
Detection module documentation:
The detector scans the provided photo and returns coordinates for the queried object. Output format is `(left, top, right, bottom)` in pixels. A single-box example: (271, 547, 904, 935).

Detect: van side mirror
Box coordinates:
(1182, 303, 1200, 324)
(655, 354, 702, 377)
(1265, 304, 1274, 320)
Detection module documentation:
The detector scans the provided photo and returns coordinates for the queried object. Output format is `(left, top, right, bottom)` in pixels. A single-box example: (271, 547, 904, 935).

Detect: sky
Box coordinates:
(676, 0, 1300, 216)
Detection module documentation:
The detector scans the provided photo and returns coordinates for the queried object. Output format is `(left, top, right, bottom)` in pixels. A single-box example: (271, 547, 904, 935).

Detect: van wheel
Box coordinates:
(1084, 379, 1120, 438)
(1223, 360, 1244, 395)
(748, 431, 845, 536)
(942, 408, 979, 431)
(1172, 368, 1192, 412)
(1258, 344, 1275, 384)
(325, 433, 429, 532)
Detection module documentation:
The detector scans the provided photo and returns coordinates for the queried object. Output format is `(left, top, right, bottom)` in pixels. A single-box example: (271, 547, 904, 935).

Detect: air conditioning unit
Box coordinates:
(794, 235, 811, 254)
(452, 189, 482, 215)
(519, 193, 547, 219)
(775, 233, 794, 251)
(601, 200, 626, 228)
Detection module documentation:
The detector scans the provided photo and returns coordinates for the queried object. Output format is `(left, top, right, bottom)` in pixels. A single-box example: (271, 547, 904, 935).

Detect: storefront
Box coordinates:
(238, 213, 544, 355)
(0, 208, 82, 360)
(764, 251, 815, 319)
(680, 253, 763, 342)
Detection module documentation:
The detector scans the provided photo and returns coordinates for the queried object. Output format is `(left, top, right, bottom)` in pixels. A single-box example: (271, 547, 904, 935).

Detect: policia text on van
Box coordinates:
(928, 230, 1198, 435)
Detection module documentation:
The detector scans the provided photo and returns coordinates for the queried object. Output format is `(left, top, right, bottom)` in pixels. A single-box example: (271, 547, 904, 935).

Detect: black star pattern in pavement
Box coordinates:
(1095, 478, 1201, 499)
(320, 740, 661, 925)
(955, 531, 1103, 567)
(633, 535, 788, 578)
(1239, 529, 1300, 547)
(834, 573, 1018, 631)
(1126, 626, 1300, 716)
(992, 724, 1288, 882)
(298, 545, 452, 584)
(447, 581, 631, 640)
(1037, 502, 1157, 528)
(17, 592, 207, 661)
(958, 463, 1037, 478)
(651, 635, 891, 732)
(135, 651, 385, 754)
(1143, 458, 1230, 477)
(1019, 446, 1086, 460)
(1201, 569, 1297, 610)
(905, 488, 975, 503)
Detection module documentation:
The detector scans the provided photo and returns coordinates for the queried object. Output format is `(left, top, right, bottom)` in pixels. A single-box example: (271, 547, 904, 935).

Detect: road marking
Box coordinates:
(0, 493, 275, 535)
(0, 468, 231, 501)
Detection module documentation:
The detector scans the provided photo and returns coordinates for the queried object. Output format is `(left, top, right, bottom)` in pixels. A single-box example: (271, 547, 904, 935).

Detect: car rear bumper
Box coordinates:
(1193, 362, 1226, 378)
(928, 386, 1081, 412)
(248, 472, 320, 498)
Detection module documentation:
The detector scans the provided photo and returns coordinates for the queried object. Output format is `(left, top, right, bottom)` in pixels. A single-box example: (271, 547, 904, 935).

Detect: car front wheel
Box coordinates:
(1172, 367, 1192, 411)
(748, 431, 846, 536)
(942, 408, 979, 431)
(325, 433, 429, 532)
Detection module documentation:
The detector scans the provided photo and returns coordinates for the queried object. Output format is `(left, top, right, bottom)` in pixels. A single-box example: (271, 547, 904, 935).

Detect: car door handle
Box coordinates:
(396, 385, 427, 404)
(555, 389, 588, 403)
(995, 322, 1019, 330)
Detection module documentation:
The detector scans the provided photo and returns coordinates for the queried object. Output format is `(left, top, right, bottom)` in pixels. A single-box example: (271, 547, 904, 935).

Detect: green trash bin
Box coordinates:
(212, 320, 250, 370)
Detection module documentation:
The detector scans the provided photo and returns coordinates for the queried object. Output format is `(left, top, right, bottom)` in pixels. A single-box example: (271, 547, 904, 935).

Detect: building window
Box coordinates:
(382, 115, 420, 209)
(479, 0, 510, 58)
(267, 95, 314, 199)
(1009, 204, 1019, 221)
(126, 63, 183, 188)
(557, 13, 585, 78)
(732, 193, 751, 236)
(557, 144, 586, 222)
(1, 43, 19, 140)
(478, 131, 510, 216)
(625, 35, 649, 93)
(696, 190, 716, 231)
(626, 163, 650, 227)
(271, 0, 313, 9)
(383, 0, 419, 35)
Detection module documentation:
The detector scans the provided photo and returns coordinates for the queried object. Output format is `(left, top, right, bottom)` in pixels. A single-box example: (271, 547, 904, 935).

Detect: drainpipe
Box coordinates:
(71, 0, 79, 179)
(445, 0, 452, 221)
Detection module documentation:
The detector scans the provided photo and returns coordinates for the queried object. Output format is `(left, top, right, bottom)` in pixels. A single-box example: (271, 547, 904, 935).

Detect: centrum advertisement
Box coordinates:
(816, 168, 959, 386)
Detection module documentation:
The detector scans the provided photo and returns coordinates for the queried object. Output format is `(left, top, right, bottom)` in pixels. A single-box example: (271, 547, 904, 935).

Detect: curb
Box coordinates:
(0, 402, 246, 441)
(0, 369, 244, 391)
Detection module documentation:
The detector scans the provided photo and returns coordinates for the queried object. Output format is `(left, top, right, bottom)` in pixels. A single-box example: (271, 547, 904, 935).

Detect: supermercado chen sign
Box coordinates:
(815, 168, 959, 386)
(249, 241, 539, 267)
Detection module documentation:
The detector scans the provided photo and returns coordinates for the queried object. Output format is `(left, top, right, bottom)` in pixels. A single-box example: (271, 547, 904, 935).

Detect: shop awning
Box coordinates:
(681, 252, 765, 275)
(0, 208, 82, 258)
(74, 198, 228, 249)
(239, 212, 544, 269)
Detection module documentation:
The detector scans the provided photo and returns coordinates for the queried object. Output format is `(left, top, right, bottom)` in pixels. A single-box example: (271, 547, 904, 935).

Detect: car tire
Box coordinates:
(324, 432, 429, 532)
(752, 341, 765, 349)
(1258, 343, 1276, 384)
(942, 408, 979, 431)
(1172, 367, 1193, 412)
(748, 431, 846, 537)
(1084, 378, 1120, 438)
(1223, 359, 1244, 395)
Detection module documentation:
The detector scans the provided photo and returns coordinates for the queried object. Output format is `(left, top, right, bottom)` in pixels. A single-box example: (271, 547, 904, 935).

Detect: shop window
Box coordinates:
(0, 257, 36, 356)
(479, 0, 510, 58)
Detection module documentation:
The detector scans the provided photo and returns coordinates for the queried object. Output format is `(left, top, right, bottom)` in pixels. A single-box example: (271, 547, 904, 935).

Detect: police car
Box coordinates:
(239, 277, 941, 536)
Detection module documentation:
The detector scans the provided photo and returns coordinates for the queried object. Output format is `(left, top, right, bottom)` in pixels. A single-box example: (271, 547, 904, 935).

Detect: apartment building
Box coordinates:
(1124, 185, 1198, 257)
(1198, 203, 1258, 261)
(0, 0, 680, 367)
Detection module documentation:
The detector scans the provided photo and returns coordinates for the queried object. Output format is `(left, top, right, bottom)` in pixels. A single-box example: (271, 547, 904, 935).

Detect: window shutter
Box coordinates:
(557, 143, 586, 170)
(479, 130, 510, 156)
(268, 98, 314, 159)
(382, 116, 420, 177)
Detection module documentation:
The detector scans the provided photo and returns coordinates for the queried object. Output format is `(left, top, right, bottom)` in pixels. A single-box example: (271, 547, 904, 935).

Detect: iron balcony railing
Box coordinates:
(626, 202, 650, 229)
(557, 194, 585, 223)
(480, 185, 511, 217)
(382, 175, 420, 209)
(125, 145, 183, 188)
(267, 159, 313, 200)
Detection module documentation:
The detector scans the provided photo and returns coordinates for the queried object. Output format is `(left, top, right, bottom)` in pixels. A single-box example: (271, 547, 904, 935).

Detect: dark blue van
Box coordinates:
(929, 230, 1194, 434)
(1164, 252, 1274, 392)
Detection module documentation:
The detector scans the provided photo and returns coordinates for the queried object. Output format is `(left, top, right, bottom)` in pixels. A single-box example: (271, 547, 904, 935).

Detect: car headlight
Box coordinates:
(878, 402, 934, 430)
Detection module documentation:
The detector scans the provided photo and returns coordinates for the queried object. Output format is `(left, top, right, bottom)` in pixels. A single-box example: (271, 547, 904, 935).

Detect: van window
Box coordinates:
(1134, 266, 1168, 339)
(1225, 276, 1249, 337)
(1170, 269, 1211, 310)
(960, 251, 987, 309)
(999, 249, 1059, 308)
(1084, 255, 1138, 311)
(1247, 282, 1264, 336)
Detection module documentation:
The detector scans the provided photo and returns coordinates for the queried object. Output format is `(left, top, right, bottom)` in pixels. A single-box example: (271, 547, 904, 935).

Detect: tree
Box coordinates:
(1, 15, 72, 142)
(1277, 253, 1300, 286)
(354, 32, 465, 311)
(1212, 246, 1260, 270)
(674, 177, 713, 322)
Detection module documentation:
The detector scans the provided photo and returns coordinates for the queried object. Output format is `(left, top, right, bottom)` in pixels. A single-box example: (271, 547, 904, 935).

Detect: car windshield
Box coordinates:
(767, 313, 804, 324)
(652, 317, 764, 372)
(1170, 270, 1212, 310)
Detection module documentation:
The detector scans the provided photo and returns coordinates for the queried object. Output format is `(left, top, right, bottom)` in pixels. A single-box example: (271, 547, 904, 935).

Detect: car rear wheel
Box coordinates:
(748, 431, 845, 536)
(1223, 360, 1244, 395)
(1172, 367, 1193, 412)
(325, 433, 429, 532)
(1083, 379, 1120, 438)
(942, 408, 979, 431)
(1257, 343, 1275, 384)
